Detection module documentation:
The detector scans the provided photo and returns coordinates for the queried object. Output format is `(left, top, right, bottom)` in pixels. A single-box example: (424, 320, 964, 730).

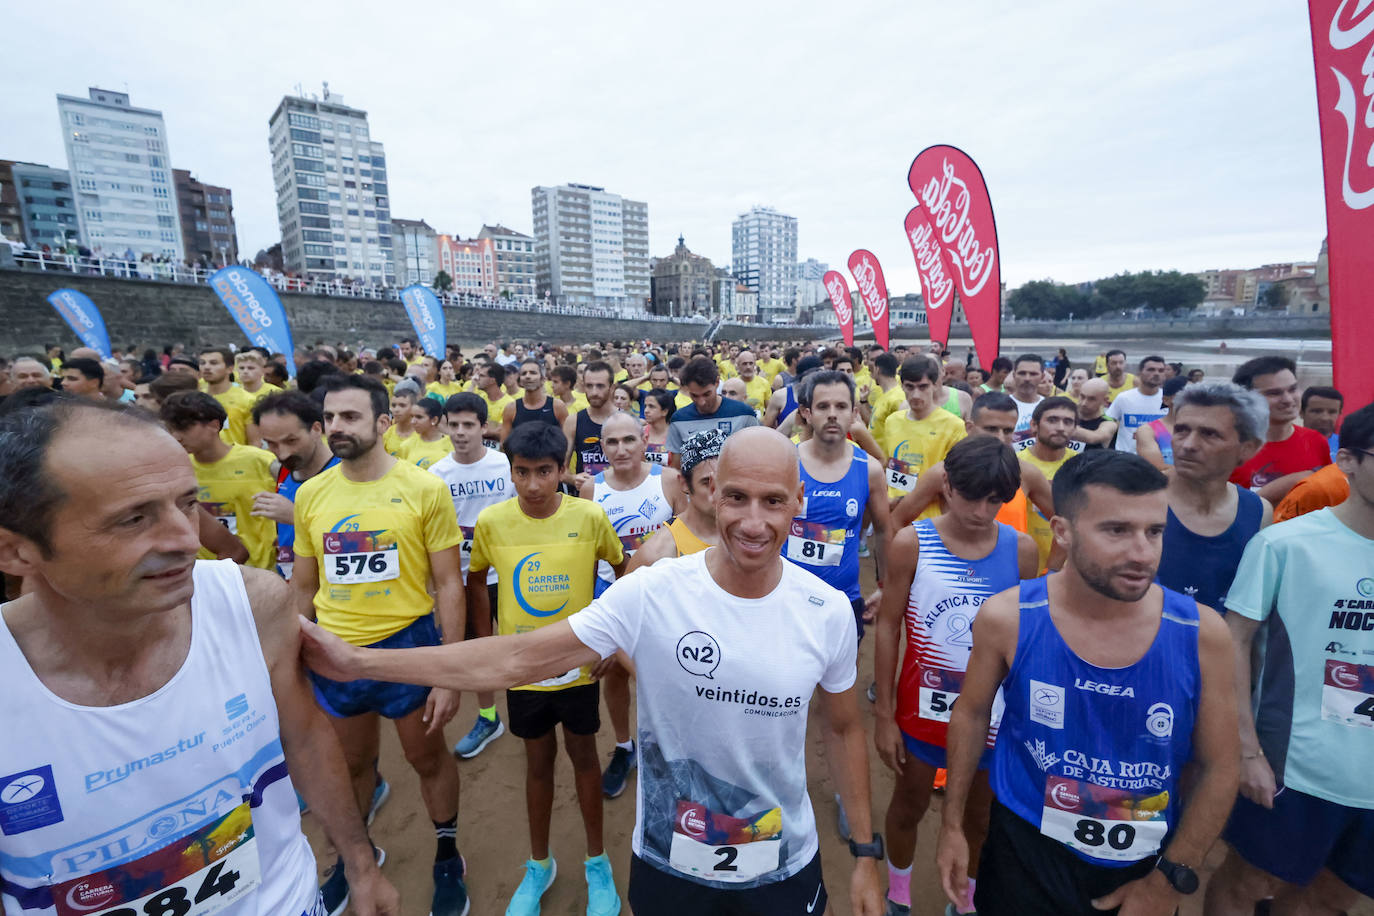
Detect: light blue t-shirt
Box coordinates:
(1226, 508, 1374, 809)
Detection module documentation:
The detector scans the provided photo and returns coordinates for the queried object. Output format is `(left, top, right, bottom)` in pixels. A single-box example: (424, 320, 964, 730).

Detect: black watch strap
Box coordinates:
(1154, 855, 1199, 894)
(848, 832, 884, 859)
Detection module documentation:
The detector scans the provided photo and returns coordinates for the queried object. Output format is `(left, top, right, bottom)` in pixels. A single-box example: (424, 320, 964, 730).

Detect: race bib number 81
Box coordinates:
(785, 519, 845, 567)
(323, 530, 399, 584)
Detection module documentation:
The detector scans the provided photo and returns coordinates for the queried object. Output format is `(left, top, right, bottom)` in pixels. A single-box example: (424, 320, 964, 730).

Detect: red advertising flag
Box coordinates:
(907, 145, 1001, 367)
(823, 270, 855, 346)
(847, 249, 890, 350)
(1308, 1, 1374, 411)
(903, 206, 960, 348)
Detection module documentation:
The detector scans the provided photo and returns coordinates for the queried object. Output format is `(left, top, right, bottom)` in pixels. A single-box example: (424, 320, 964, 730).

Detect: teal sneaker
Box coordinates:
(454, 713, 506, 759)
(505, 857, 556, 916)
(584, 854, 620, 916)
(368, 776, 391, 825)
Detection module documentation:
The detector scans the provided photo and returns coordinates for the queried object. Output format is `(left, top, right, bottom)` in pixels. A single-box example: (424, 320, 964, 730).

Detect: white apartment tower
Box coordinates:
(57, 88, 183, 259)
(268, 88, 393, 284)
(731, 206, 798, 321)
(531, 183, 649, 308)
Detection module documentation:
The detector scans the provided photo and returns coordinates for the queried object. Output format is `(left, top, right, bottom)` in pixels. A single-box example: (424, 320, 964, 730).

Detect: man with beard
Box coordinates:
(290, 375, 470, 916)
(503, 357, 568, 437)
(1015, 397, 1082, 572)
(1007, 355, 1045, 444)
(299, 427, 885, 916)
(1231, 356, 1332, 503)
(252, 391, 340, 581)
(1105, 355, 1168, 455)
(563, 360, 617, 491)
(935, 450, 1239, 916)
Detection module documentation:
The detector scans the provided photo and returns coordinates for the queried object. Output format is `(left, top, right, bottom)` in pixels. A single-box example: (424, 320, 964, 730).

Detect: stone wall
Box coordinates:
(0, 268, 825, 354)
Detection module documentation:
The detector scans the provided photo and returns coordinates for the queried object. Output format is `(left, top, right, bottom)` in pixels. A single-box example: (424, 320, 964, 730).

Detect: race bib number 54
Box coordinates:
(886, 458, 917, 493)
(323, 530, 399, 584)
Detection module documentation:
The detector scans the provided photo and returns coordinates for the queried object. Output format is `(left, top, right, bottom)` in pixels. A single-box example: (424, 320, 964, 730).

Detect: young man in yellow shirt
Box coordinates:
(234, 348, 282, 406)
(1013, 396, 1082, 572)
(199, 346, 254, 445)
(160, 390, 276, 569)
(880, 355, 967, 519)
(468, 422, 625, 916)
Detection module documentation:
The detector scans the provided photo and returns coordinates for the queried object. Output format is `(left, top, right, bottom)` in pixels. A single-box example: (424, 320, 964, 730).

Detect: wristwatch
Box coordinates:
(1154, 855, 1199, 894)
(848, 833, 884, 860)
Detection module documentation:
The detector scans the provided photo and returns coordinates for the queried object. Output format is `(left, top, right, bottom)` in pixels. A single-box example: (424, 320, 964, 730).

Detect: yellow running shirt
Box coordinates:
(742, 376, 772, 414)
(1106, 374, 1136, 404)
(880, 409, 967, 509)
(1016, 442, 1078, 572)
(428, 381, 465, 401)
(399, 434, 454, 470)
(382, 425, 415, 456)
(294, 460, 463, 645)
(469, 495, 623, 691)
(211, 386, 255, 445)
(243, 382, 282, 406)
(869, 385, 905, 432)
(192, 444, 277, 569)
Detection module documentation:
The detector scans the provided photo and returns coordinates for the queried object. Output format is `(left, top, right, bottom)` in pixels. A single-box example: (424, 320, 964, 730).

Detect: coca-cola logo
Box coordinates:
(826, 276, 853, 325)
(906, 218, 954, 311)
(1324, 0, 1374, 209)
(917, 160, 997, 296)
(851, 256, 888, 322)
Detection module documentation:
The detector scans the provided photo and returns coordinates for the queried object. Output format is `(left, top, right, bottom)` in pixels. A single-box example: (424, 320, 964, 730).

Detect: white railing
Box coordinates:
(7, 247, 830, 328)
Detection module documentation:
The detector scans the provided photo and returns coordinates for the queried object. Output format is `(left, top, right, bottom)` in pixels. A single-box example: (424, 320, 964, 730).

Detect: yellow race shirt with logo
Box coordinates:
(880, 409, 967, 509)
(428, 381, 465, 401)
(294, 461, 463, 645)
(1017, 445, 1075, 572)
(212, 385, 255, 445)
(869, 385, 906, 432)
(400, 434, 454, 470)
(742, 375, 772, 414)
(469, 496, 623, 691)
(382, 425, 415, 456)
(192, 444, 277, 569)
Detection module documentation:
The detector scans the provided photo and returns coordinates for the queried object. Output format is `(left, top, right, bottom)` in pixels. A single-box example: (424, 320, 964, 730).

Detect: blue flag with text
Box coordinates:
(208, 266, 296, 377)
(46, 288, 112, 359)
(399, 284, 446, 358)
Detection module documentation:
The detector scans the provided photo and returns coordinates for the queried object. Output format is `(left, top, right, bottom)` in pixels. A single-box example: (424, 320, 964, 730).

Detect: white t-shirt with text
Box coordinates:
(429, 449, 512, 584)
(1106, 387, 1165, 453)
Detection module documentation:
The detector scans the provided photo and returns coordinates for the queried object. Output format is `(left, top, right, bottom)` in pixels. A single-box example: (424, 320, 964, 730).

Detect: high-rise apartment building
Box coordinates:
(478, 224, 537, 299)
(531, 183, 649, 308)
(391, 218, 437, 286)
(731, 206, 798, 321)
(173, 169, 237, 266)
(793, 257, 828, 314)
(268, 88, 393, 284)
(57, 88, 182, 259)
(4, 162, 80, 250)
(435, 234, 496, 295)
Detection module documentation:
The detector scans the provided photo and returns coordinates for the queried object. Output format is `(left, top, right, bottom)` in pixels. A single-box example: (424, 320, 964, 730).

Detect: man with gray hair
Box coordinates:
(1155, 380, 1273, 610)
(9, 356, 53, 391)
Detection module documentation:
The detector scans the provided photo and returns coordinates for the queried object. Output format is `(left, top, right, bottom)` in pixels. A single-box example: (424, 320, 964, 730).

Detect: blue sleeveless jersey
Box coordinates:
(778, 385, 798, 426)
(991, 576, 1200, 867)
(1155, 486, 1262, 614)
(786, 445, 868, 599)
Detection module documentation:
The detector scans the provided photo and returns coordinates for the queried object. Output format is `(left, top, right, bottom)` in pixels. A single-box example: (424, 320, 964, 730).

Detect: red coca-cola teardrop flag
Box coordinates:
(847, 249, 890, 350)
(823, 269, 855, 346)
(903, 206, 960, 349)
(907, 145, 1001, 367)
(1307, 0, 1374, 412)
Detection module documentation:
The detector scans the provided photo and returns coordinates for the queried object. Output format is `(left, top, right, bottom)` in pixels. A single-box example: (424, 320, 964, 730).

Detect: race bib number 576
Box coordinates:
(323, 530, 399, 584)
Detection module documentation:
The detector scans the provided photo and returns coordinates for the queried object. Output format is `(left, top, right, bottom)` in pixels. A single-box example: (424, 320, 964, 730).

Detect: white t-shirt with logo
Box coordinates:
(1011, 395, 1042, 444)
(429, 449, 512, 584)
(1105, 388, 1166, 453)
(568, 550, 857, 888)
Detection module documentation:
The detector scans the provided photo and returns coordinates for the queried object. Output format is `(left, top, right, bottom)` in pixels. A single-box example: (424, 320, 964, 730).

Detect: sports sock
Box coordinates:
(585, 852, 608, 864)
(533, 856, 553, 869)
(434, 816, 457, 862)
(616, 739, 635, 753)
(479, 705, 497, 723)
(886, 860, 912, 906)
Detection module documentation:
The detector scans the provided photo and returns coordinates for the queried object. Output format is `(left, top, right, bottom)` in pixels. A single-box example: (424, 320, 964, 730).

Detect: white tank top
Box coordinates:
(0, 560, 320, 916)
(593, 465, 672, 584)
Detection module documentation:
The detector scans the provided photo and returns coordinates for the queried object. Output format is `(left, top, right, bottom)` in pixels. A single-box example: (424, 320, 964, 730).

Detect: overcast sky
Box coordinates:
(4, 0, 1324, 295)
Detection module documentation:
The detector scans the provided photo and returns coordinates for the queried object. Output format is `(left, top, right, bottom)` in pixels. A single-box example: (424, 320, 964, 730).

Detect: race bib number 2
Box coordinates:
(1322, 660, 1374, 729)
(668, 800, 781, 883)
(323, 530, 399, 584)
(52, 802, 261, 916)
(1040, 775, 1168, 862)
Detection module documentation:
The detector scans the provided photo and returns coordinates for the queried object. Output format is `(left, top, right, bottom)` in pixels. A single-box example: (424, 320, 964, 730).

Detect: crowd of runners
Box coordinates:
(0, 333, 1368, 916)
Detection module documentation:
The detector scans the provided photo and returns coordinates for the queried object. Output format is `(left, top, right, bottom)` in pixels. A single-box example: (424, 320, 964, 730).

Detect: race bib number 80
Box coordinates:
(323, 530, 399, 584)
(1039, 775, 1168, 862)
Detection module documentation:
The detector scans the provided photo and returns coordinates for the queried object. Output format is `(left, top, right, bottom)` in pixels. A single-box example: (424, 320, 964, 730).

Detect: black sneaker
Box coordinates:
(320, 846, 386, 916)
(430, 855, 469, 916)
(602, 742, 636, 798)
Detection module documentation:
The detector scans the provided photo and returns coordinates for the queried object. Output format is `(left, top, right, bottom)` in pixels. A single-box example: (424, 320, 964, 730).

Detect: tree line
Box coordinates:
(1005, 270, 1206, 320)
